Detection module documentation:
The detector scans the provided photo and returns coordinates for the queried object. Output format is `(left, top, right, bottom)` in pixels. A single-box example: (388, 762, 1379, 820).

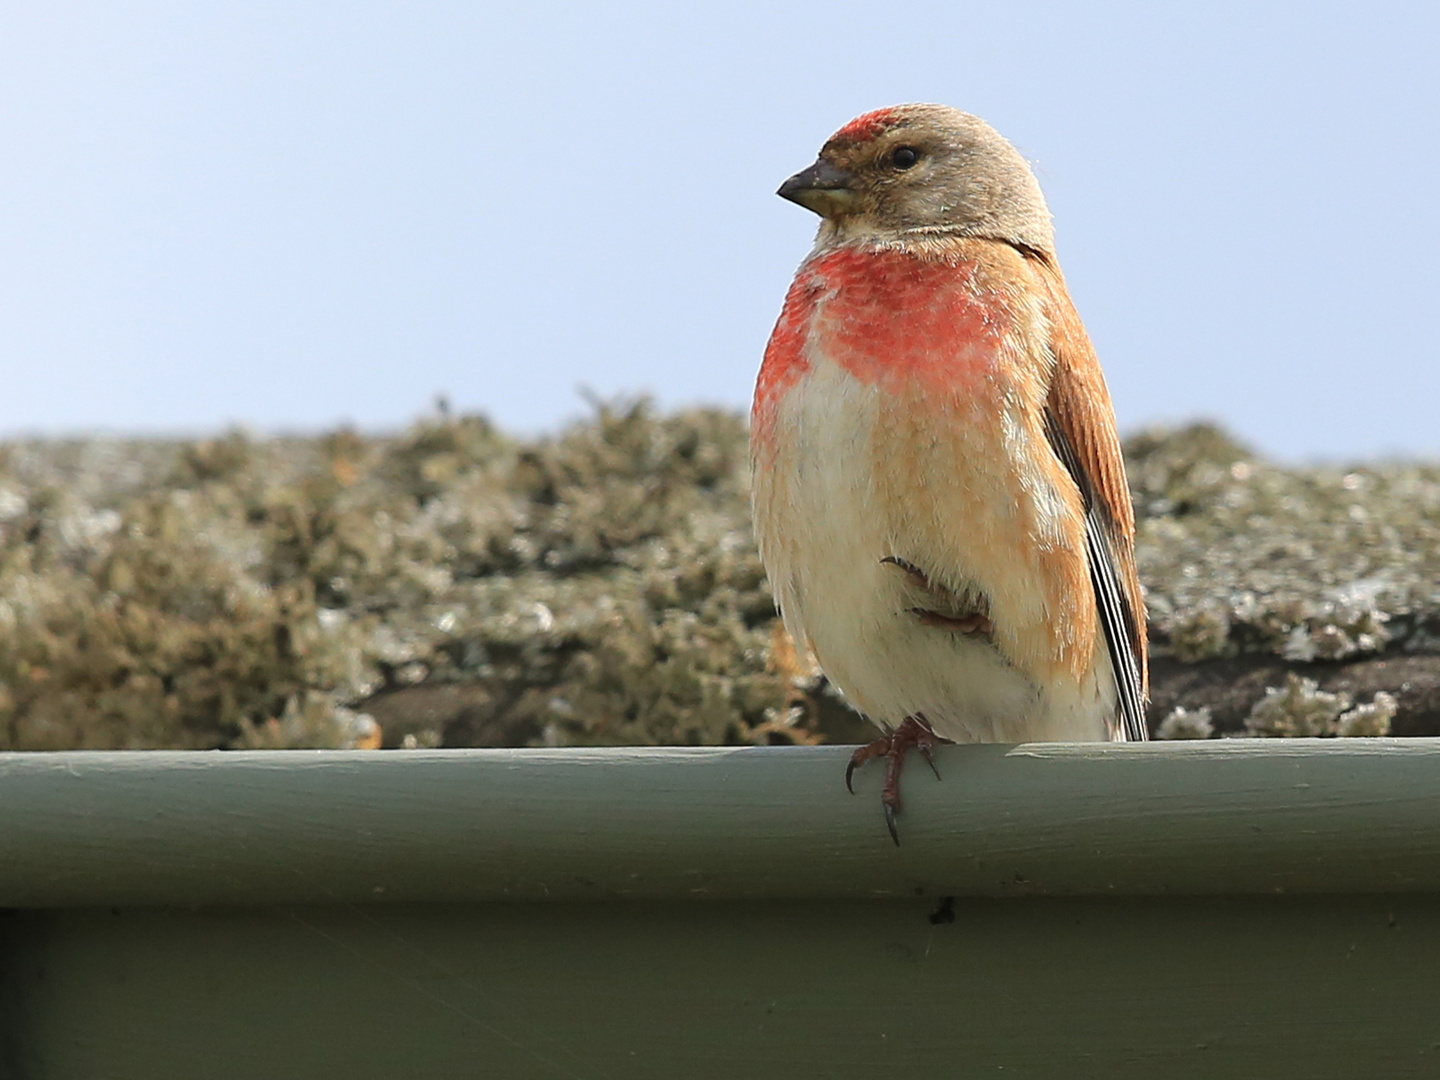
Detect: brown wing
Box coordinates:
(1027, 253, 1149, 741)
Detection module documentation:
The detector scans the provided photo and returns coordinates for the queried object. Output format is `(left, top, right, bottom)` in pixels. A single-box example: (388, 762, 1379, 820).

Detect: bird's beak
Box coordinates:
(777, 159, 855, 218)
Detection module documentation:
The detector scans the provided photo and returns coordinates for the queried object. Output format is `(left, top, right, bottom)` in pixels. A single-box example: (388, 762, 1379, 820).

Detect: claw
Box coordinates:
(844, 715, 949, 844)
(913, 608, 994, 635)
(845, 737, 887, 795)
(918, 740, 941, 782)
(882, 557, 993, 636)
(880, 555, 928, 585)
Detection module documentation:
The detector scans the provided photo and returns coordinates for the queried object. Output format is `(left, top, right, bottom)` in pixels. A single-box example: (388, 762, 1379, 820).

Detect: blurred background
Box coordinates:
(0, 1, 1434, 752)
(0, 2, 1436, 459)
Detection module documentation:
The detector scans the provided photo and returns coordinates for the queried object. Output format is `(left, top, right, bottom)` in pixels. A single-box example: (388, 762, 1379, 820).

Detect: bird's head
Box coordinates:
(779, 104, 1054, 255)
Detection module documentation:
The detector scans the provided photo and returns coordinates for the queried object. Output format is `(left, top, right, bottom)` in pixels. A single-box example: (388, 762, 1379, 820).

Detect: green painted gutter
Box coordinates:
(4, 741, 1440, 1078)
(1, 741, 1437, 905)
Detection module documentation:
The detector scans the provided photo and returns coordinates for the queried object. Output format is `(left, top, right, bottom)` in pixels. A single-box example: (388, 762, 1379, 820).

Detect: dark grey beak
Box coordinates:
(777, 159, 855, 217)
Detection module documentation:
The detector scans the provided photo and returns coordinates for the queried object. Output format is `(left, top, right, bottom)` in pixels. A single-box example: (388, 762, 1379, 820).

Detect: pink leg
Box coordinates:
(845, 715, 946, 845)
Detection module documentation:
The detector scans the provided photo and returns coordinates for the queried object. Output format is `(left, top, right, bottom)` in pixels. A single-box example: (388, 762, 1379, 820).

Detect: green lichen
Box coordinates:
(0, 407, 1433, 749)
(0, 401, 791, 749)
(1129, 424, 1440, 664)
(1155, 706, 1214, 741)
(1242, 673, 1395, 738)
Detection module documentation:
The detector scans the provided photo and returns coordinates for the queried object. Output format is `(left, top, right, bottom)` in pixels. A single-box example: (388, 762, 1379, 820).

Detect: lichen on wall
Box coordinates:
(0, 404, 1436, 749)
(1129, 424, 1440, 667)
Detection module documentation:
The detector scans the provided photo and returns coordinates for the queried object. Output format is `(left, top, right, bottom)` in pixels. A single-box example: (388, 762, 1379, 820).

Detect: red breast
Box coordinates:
(754, 247, 1015, 443)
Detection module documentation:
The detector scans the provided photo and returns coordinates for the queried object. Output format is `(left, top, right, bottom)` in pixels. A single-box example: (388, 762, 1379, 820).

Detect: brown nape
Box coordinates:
(815, 103, 1055, 255)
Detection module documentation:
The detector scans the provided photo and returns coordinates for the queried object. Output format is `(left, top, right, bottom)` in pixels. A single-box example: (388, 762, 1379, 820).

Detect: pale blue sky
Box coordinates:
(0, 3, 1436, 459)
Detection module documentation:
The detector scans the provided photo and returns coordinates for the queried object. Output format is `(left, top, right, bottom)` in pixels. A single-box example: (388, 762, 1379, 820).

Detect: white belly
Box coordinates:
(754, 360, 1112, 743)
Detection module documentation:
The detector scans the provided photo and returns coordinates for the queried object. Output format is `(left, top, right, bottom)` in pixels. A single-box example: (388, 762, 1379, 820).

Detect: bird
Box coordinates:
(750, 104, 1148, 843)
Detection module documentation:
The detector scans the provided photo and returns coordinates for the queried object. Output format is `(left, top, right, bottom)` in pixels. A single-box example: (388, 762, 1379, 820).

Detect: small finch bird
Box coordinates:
(751, 104, 1148, 841)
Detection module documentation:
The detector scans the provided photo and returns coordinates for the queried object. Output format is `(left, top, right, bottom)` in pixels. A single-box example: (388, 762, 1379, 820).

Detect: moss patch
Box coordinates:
(1, 405, 1438, 749)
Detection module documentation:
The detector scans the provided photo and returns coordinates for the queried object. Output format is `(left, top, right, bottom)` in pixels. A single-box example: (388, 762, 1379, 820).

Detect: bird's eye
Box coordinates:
(890, 147, 920, 170)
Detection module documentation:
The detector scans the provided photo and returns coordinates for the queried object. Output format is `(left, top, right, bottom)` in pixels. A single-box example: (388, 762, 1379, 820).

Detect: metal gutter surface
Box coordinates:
(0, 739, 1436, 906)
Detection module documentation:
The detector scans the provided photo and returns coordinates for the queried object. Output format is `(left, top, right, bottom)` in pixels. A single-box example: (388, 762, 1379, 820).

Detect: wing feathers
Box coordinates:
(1029, 255, 1149, 741)
(1043, 410, 1148, 740)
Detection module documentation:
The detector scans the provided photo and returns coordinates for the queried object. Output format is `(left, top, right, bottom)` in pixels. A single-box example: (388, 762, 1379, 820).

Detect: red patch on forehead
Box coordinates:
(831, 107, 903, 144)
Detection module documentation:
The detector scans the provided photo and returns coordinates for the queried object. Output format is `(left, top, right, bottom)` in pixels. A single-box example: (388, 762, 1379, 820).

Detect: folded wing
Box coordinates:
(1028, 255, 1149, 741)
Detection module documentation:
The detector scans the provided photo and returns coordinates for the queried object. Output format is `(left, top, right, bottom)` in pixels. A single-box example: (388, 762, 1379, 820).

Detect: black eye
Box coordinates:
(890, 146, 920, 169)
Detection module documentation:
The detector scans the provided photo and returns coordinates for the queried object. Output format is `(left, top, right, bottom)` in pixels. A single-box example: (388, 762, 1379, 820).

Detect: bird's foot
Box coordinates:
(912, 609, 993, 635)
(845, 715, 946, 845)
(881, 557, 993, 637)
(880, 555, 932, 588)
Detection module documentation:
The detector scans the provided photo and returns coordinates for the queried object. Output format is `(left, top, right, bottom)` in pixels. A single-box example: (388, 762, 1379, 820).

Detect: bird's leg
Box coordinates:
(845, 714, 947, 845)
(913, 609, 993, 634)
(881, 556, 994, 636)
